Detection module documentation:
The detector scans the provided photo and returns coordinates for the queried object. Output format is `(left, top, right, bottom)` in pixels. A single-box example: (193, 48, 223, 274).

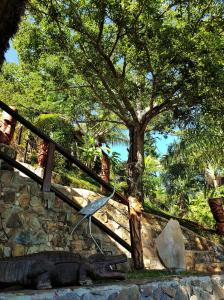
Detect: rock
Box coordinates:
(0, 203, 5, 213)
(117, 285, 140, 300)
(18, 193, 30, 208)
(0, 144, 17, 171)
(175, 286, 192, 300)
(30, 196, 42, 207)
(0, 171, 14, 185)
(28, 217, 42, 230)
(54, 293, 80, 300)
(12, 244, 25, 256)
(153, 287, 172, 300)
(155, 219, 186, 271)
(0, 160, 14, 170)
(1, 190, 15, 203)
(15, 230, 32, 245)
(192, 288, 213, 300)
(162, 286, 176, 298)
(54, 197, 62, 208)
(71, 240, 84, 251)
(211, 279, 224, 299)
(15, 229, 47, 245)
(107, 292, 119, 300)
(6, 213, 22, 228)
(3, 246, 11, 257)
(140, 286, 154, 298)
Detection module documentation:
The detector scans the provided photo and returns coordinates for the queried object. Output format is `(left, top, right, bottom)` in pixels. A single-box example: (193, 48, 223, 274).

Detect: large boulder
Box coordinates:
(155, 219, 186, 271)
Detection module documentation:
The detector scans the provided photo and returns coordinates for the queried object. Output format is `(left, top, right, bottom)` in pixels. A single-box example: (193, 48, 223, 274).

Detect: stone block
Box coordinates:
(0, 144, 17, 171)
(29, 182, 41, 196)
(192, 286, 213, 300)
(30, 196, 42, 207)
(140, 286, 154, 298)
(3, 246, 11, 257)
(0, 160, 14, 170)
(12, 244, 25, 256)
(175, 286, 189, 300)
(54, 293, 80, 300)
(6, 213, 22, 228)
(47, 222, 58, 231)
(162, 286, 176, 298)
(117, 285, 140, 300)
(18, 193, 30, 208)
(0, 171, 14, 185)
(0, 144, 16, 158)
(58, 212, 67, 223)
(71, 240, 84, 251)
(153, 287, 171, 300)
(15, 229, 47, 245)
(0, 189, 16, 203)
(55, 196, 62, 208)
(0, 203, 6, 213)
(185, 251, 196, 270)
(212, 279, 224, 299)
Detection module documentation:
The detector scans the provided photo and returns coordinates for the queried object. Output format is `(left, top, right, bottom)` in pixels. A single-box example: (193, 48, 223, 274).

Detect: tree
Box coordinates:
(162, 111, 224, 224)
(9, 0, 224, 269)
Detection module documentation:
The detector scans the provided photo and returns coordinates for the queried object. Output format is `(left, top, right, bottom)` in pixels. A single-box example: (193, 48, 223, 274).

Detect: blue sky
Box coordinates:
(5, 45, 176, 160)
(5, 45, 19, 64)
(111, 134, 176, 161)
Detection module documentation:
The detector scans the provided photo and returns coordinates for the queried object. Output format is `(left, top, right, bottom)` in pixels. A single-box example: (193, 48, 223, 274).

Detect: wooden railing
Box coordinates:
(0, 101, 131, 253)
(0, 101, 128, 205)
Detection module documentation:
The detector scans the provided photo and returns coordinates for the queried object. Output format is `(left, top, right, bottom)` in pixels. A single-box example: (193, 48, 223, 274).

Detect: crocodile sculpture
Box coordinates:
(0, 251, 127, 289)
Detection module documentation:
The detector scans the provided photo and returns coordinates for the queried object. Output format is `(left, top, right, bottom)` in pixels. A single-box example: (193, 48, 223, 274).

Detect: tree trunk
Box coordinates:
(127, 125, 144, 269)
(37, 141, 48, 167)
(100, 150, 110, 193)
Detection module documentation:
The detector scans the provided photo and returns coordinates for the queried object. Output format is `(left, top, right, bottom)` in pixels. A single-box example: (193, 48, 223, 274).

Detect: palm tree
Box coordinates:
(73, 115, 128, 187)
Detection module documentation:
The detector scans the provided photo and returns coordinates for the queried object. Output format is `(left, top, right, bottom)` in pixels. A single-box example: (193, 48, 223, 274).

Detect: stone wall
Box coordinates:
(0, 164, 130, 268)
(1, 275, 224, 300)
(1, 143, 224, 272)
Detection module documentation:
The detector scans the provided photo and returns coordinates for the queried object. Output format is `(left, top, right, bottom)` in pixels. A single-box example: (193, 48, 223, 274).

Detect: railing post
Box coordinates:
(17, 125, 23, 145)
(42, 142, 55, 192)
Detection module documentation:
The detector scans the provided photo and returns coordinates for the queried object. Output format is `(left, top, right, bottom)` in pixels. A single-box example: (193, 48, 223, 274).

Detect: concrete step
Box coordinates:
(185, 250, 224, 272)
(194, 262, 224, 273)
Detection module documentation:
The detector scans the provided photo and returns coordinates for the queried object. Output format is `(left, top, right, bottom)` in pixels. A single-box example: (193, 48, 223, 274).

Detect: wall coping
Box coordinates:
(1, 274, 224, 300)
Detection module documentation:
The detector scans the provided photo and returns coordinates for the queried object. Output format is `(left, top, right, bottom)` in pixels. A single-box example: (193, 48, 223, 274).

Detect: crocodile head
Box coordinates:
(88, 253, 127, 280)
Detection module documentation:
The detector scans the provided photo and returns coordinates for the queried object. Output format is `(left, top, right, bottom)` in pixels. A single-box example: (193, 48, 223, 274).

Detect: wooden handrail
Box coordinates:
(0, 101, 128, 206)
(42, 142, 55, 192)
(0, 151, 132, 253)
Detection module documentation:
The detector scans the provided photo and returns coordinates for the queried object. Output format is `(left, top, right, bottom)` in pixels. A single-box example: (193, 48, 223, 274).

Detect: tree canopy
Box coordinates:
(1, 0, 223, 269)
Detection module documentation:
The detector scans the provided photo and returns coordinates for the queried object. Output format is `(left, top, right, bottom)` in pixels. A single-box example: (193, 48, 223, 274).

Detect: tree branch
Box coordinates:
(85, 79, 130, 125)
(109, 27, 125, 58)
(78, 43, 138, 124)
(97, 0, 106, 44)
(159, 0, 180, 18)
(191, 0, 214, 33)
(47, 85, 91, 92)
(75, 119, 124, 125)
(122, 55, 127, 78)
